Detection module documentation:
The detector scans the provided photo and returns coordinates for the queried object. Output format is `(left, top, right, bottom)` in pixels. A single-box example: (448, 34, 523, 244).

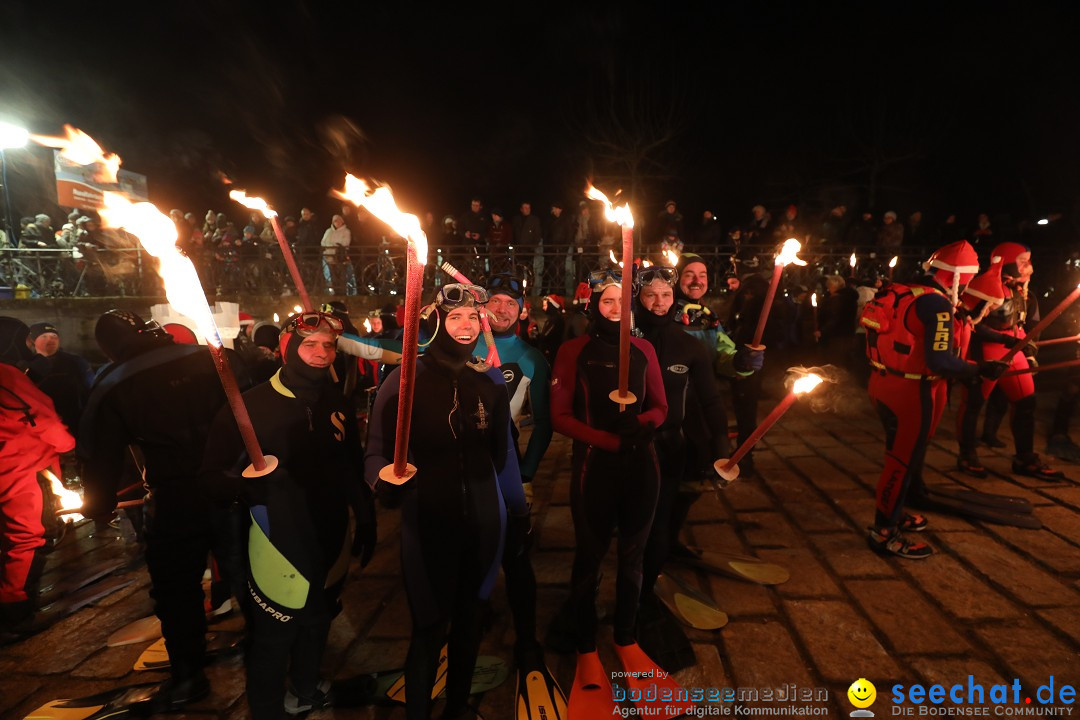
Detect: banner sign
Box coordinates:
(53, 151, 149, 209)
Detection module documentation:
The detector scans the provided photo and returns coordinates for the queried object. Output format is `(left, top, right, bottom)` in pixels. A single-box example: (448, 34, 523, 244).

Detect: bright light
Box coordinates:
(776, 239, 807, 267)
(811, 292, 817, 307)
(229, 189, 278, 218)
(0, 121, 29, 149)
(335, 175, 428, 265)
(1037, 219, 1049, 226)
(663, 249, 679, 267)
(889, 256, 898, 268)
(792, 374, 824, 395)
(42, 468, 83, 521)
(642, 259, 652, 267)
(584, 183, 634, 228)
(292, 305, 302, 314)
(849, 252, 857, 268)
(363, 318, 372, 333)
(273, 312, 280, 323)
(30, 125, 121, 182)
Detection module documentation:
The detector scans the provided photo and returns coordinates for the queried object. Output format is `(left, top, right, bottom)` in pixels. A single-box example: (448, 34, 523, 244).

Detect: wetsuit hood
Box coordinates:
(426, 305, 477, 373)
(280, 331, 331, 403)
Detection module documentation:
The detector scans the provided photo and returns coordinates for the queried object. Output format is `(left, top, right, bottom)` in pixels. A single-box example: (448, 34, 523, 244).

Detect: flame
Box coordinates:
(99, 193, 222, 346)
(776, 239, 807, 267)
(663, 248, 679, 267)
(585, 183, 634, 228)
(30, 124, 121, 182)
(849, 252, 857, 268)
(229, 189, 278, 218)
(363, 318, 372, 334)
(811, 292, 817, 307)
(642, 259, 652, 268)
(292, 305, 303, 314)
(42, 468, 83, 521)
(792, 373, 824, 395)
(889, 256, 898, 268)
(608, 249, 623, 268)
(335, 174, 428, 264)
(273, 312, 280, 323)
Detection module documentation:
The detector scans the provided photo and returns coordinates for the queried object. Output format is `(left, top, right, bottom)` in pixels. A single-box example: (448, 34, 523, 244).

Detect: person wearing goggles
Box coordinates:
(632, 265, 740, 669)
(548, 271, 691, 718)
(201, 310, 375, 718)
(473, 275, 559, 705)
(365, 281, 527, 720)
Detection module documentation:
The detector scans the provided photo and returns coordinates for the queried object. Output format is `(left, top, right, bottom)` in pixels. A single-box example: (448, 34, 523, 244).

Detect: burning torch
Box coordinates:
(1000, 283, 1080, 365)
(336, 175, 425, 485)
(751, 239, 806, 349)
(229, 189, 313, 312)
(586, 184, 636, 408)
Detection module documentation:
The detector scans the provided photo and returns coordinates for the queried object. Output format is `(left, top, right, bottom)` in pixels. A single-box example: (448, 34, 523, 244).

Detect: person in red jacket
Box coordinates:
(862, 241, 1006, 559)
(0, 349, 76, 638)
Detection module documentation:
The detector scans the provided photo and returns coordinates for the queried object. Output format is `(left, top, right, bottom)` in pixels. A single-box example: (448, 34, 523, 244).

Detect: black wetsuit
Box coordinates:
(550, 318, 667, 651)
(636, 307, 729, 596)
(366, 338, 525, 720)
(202, 356, 366, 720)
(78, 342, 227, 684)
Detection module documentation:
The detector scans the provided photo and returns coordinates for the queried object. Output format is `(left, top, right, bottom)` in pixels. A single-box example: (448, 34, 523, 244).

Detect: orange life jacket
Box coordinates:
(860, 282, 949, 379)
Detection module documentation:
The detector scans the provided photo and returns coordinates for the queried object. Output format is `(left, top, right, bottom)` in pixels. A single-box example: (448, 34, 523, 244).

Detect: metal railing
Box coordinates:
(0, 242, 933, 299)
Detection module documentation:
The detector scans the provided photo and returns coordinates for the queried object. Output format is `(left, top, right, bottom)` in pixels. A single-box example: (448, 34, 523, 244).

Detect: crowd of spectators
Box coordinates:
(1, 195, 1073, 299)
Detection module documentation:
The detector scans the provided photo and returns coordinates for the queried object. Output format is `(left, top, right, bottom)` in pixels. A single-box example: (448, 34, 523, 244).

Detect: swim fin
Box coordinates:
(22, 683, 162, 720)
(613, 642, 697, 719)
(908, 491, 1042, 529)
(133, 632, 242, 671)
(671, 546, 790, 585)
(568, 650, 618, 720)
(515, 644, 568, 720)
(654, 573, 727, 630)
(922, 485, 1033, 513)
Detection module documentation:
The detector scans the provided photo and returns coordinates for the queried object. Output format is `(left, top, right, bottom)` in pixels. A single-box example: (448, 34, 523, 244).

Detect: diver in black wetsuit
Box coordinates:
(365, 284, 526, 720)
(202, 311, 375, 719)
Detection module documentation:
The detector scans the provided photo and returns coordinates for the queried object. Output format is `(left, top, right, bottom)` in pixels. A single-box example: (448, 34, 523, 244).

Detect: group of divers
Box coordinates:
(11, 235, 1076, 720)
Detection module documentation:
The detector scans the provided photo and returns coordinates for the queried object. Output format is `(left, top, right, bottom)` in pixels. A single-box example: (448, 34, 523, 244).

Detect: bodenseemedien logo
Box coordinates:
(849, 678, 877, 717)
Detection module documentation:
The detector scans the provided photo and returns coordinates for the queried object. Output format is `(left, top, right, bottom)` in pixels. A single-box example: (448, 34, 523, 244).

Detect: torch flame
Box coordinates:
(849, 252, 857, 268)
(30, 124, 121, 183)
(663, 248, 679, 267)
(273, 312, 280, 323)
(792, 373, 824, 395)
(642, 259, 652, 268)
(889, 256, 898, 268)
(293, 305, 303, 314)
(363, 318, 372, 334)
(229, 189, 278, 218)
(585, 183, 634, 229)
(811, 292, 817, 307)
(776, 239, 807, 267)
(100, 193, 223, 346)
(42, 468, 83, 522)
(335, 174, 428, 264)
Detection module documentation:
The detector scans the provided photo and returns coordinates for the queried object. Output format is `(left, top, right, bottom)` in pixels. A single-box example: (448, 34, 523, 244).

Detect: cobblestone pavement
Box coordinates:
(3, 384, 1079, 719)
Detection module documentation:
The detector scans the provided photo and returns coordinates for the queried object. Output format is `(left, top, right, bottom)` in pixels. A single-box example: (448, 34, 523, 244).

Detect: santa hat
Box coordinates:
(961, 257, 1005, 309)
(573, 282, 591, 306)
(238, 312, 255, 327)
(990, 242, 1029, 280)
(163, 323, 199, 345)
(924, 240, 979, 304)
(544, 294, 565, 310)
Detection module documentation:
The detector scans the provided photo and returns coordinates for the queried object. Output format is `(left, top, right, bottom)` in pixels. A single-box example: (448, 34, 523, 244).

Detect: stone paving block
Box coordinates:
(908, 657, 1009, 689)
(334, 636, 411, 676)
(199, 654, 247, 714)
(815, 444, 881, 474)
(784, 599, 901, 683)
(784, 500, 851, 533)
(689, 521, 749, 554)
(1041, 485, 1080, 512)
(976, 621, 1080, 692)
(808, 532, 897, 579)
(737, 511, 804, 548)
(360, 535, 401, 577)
(71, 644, 147, 679)
(0, 677, 41, 715)
(759, 475, 824, 505)
(789, 456, 863, 492)
(682, 643, 730, 702)
(754, 450, 790, 471)
(723, 481, 776, 512)
(1036, 607, 1080, 649)
(723, 619, 815, 688)
(338, 577, 401, 632)
(901, 553, 1020, 621)
(368, 585, 412, 638)
(1035, 506, 1080, 548)
(937, 532, 1080, 608)
(549, 473, 571, 505)
(537, 504, 575, 550)
(688, 491, 733, 522)
(830, 496, 878, 529)
(769, 442, 817, 458)
(757, 548, 842, 598)
(846, 579, 971, 654)
(987, 524, 1080, 573)
(705, 573, 777, 619)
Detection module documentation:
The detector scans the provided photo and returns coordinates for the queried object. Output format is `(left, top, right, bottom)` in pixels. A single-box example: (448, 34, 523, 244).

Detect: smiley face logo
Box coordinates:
(847, 678, 876, 709)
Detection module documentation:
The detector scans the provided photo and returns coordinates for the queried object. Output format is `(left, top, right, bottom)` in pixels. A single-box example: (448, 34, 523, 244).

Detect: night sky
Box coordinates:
(2, 1, 1079, 230)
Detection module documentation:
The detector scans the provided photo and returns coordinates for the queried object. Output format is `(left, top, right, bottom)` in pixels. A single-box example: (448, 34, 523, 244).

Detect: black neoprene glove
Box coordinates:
(978, 359, 1010, 381)
(618, 421, 655, 455)
(613, 409, 641, 437)
(733, 346, 765, 373)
